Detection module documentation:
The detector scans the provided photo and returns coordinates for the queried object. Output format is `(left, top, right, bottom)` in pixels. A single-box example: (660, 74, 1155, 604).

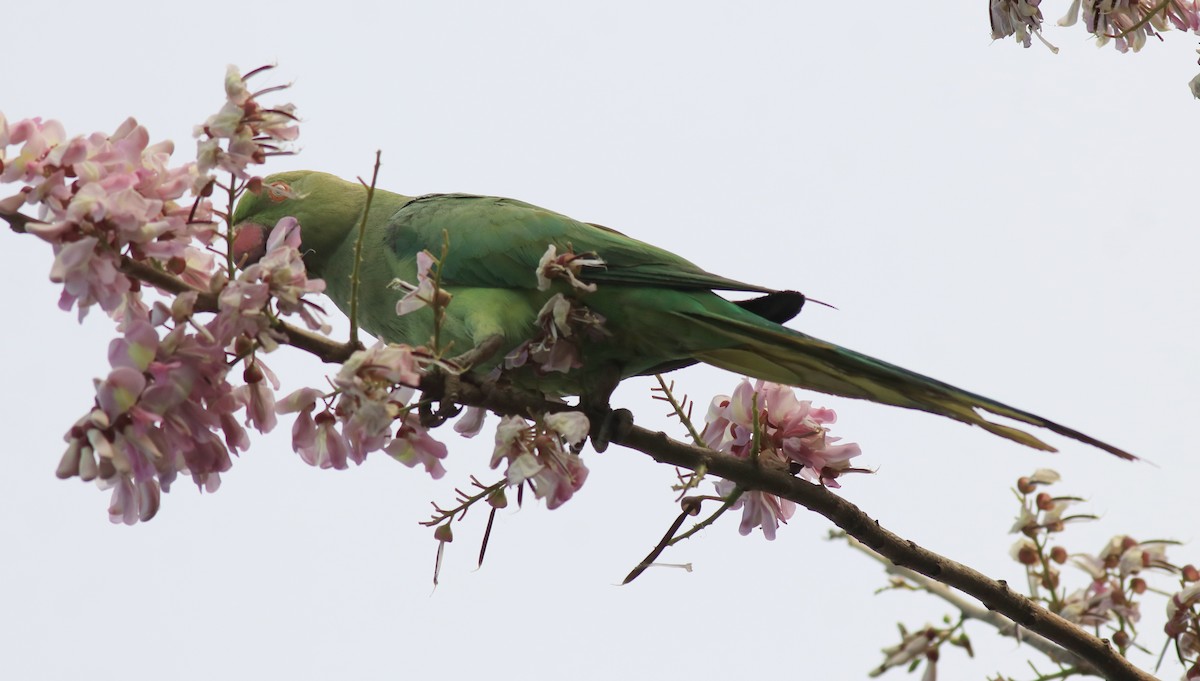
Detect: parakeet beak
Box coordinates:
(231, 222, 267, 267)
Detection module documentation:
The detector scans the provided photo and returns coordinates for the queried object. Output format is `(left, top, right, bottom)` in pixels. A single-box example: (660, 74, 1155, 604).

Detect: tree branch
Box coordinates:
(841, 533, 1095, 674)
(6, 207, 1158, 680)
(116, 256, 361, 363)
(611, 426, 1156, 681)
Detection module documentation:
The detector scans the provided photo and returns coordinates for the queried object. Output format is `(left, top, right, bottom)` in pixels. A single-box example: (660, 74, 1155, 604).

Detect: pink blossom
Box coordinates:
(392, 250, 450, 316)
(990, 0, 1054, 50)
(333, 343, 423, 462)
(1059, 578, 1131, 627)
(504, 294, 608, 374)
(1058, 0, 1200, 53)
(11, 68, 309, 524)
(453, 406, 487, 438)
(95, 366, 147, 421)
(702, 379, 864, 488)
(302, 412, 351, 470)
(193, 65, 299, 185)
(489, 413, 589, 509)
(535, 244, 605, 292)
(714, 479, 795, 540)
(234, 366, 278, 434)
(239, 217, 328, 332)
(104, 476, 162, 525)
(701, 380, 863, 538)
(276, 387, 326, 463)
(385, 415, 448, 479)
(1, 114, 212, 320)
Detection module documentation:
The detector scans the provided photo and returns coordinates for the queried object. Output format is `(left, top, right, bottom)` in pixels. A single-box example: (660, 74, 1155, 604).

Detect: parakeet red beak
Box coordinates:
(231, 222, 267, 266)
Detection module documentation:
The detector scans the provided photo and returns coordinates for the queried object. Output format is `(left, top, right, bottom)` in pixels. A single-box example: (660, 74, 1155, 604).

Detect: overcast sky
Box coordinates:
(3, 2, 1199, 679)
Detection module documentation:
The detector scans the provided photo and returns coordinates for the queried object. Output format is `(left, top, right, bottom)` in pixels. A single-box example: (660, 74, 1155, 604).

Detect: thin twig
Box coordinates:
(652, 374, 704, 445)
(350, 151, 382, 347)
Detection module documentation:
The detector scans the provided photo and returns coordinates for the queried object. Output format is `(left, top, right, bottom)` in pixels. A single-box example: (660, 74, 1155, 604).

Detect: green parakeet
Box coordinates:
(231, 171, 1134, 460)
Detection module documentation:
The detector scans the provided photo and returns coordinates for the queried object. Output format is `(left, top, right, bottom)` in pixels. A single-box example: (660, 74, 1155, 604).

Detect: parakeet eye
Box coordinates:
(266, 181, 294, 202)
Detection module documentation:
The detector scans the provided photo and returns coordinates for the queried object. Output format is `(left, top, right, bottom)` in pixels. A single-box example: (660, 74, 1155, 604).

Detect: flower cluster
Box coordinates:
(1167, 579, 1200, 678)
(55, 294, 257, 523)
(990, 0, 1054, 50)
(51, 214, 332, 523)
(277, 342, 446, 475)
(702, 379, 863, 539)
(218, 216, 329, 341)
(490, 412, 590, 509)
(1005, 469, 1200, 661)
(870, 625, 953, 681)
(0, 114, 214, 319)
(1058, 0, 1200, 53)
(504, 293, 610, 373)
(4, 66, 338, 524)
(194, 65, 299, 188)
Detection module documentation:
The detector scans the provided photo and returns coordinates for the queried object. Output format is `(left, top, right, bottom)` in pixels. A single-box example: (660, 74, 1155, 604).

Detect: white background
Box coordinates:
(2, 2, 1197, 679)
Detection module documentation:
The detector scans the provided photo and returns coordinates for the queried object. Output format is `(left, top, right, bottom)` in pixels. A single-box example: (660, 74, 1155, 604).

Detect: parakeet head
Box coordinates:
(231, 170, 366, 275)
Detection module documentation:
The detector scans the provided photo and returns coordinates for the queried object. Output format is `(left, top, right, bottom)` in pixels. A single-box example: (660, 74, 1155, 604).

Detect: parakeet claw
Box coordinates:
(419, 399, 462, 428)
(588, 408, 633, 453)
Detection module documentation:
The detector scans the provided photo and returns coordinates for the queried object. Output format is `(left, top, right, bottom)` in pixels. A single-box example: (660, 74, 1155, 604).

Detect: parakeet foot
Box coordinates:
(587, 407, 633, 453)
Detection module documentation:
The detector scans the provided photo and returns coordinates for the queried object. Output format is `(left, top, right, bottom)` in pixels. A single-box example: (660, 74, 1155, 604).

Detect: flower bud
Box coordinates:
(1183, 564, 1200, 582)
(1130, 577, 1147, 594)
(167, 256, 187, 275)
(234, 336, 255, 357)
(55, 442, 81, 479)
(1035, 492, 1054, 511)
(1017, 546, 1038, 565)
(433, 523, 453, 543)
(681, 496, 703, 516)
(487, 487, 508, 509)
(243, 362, 264, 384)
(78, 447, 98, 482)
(1050, 546, 1068, 564)
(1016, 476, 1035, 494)
(1112, 630, 1130, 649)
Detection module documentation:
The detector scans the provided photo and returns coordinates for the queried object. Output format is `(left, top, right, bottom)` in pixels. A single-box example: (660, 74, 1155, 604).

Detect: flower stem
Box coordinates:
(668, 487, 743, 546)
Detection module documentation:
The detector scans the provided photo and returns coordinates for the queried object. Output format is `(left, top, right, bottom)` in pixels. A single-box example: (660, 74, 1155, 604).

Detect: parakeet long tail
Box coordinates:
(680, 311, 1136, 460)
